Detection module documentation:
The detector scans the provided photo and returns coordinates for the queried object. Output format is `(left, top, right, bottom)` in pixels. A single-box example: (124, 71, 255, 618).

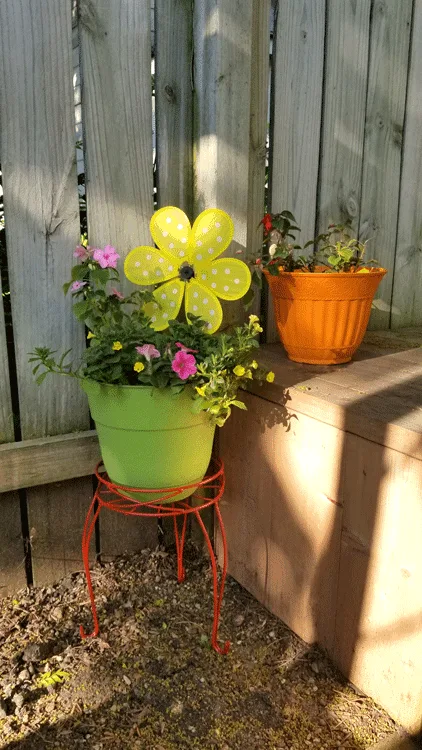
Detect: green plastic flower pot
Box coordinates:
(82, 381, 216, 503)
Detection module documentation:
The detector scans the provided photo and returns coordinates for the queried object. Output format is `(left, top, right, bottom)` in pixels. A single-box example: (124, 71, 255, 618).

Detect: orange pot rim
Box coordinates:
(263, 266, 387, 278)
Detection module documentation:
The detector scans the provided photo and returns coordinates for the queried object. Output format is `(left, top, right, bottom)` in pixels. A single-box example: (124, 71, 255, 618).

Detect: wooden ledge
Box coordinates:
(251, 329, 422, 461)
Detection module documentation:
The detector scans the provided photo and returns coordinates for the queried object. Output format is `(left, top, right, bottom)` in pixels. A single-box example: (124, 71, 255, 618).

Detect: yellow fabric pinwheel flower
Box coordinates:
(124, 206, 251, 334)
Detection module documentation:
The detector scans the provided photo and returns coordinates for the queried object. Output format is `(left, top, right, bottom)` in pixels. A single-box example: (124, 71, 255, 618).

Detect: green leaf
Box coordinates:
(71, 264, 88, 281)
(232, 400, 247, 410)
(242, 287, 255, 311)
(36, 372, 48, 385)
(280, 210, 297, 222)
(63, 281, 71, 295)
(91, 267, 109, 286)
(72, 300, 90, 320)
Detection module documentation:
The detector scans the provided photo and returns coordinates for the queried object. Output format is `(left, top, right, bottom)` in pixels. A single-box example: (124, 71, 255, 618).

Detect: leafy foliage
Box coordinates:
(37, 669, 70, 688)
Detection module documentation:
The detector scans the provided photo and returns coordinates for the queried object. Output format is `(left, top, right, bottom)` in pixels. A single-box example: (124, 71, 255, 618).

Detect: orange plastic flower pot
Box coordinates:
(264, 267, 387, 365)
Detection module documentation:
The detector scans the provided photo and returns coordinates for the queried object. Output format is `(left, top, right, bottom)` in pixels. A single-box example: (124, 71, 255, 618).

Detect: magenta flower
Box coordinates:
(93, 245, 120, 269)
(175, 342, 198, 354)
(135, 344, 161, 361)
(71, 280, 87, 292)
(110, 287, 124, 300)
(73, 245, 91, 260)
(171, 350, 197, 380)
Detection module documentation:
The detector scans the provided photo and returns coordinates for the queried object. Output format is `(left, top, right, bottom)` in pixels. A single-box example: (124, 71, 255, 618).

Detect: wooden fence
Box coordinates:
(1, 0, 422, 594)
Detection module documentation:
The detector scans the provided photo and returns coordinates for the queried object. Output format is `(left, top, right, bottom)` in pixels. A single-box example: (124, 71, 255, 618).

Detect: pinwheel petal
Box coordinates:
(185, 280, 223, 334)
(202, 258, 251, 300)
(124, 246, 178, 286)
(150, 206, 192, 261)
(144, 279, 185, 330)
(190, 209, 234, 262)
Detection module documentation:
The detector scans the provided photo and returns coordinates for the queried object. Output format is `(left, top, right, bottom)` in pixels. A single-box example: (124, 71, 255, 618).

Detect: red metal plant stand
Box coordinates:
(80, 458, 230, 655)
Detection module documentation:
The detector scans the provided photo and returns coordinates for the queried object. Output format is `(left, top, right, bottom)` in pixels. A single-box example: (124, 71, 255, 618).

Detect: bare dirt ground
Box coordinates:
(0, 546, 400, 749)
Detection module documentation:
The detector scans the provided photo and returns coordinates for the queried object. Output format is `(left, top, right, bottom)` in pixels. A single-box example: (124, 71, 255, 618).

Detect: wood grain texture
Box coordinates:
(247, 0, 271, 318)
(28, 478, 94, 586)
(392, 0, 422, 329)
(359, 0, 413, 329)
(217, 391, 343, 650)
(0, 278, 13, 445)
(317, 0, 371, 233)
(193, 0, 253, 326)
(0, 492, 26, 595)
(79, 0, 154, 259)
(334, 434, 422, 732)
(0, 0, 93, 590)
(155, 0, 193, 214)
(0, 0, 89, 439)
(0, 431, 101, 493)
(266, 0, 325, 342)
(80, 0, 157, 554)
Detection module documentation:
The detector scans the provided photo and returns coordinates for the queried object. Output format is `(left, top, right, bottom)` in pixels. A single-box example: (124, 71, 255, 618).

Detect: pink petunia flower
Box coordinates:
(135, 344, 161, 361)
(74, 245, 91, 260)
(71, 280, 87, 292)
(93, 245, 120, 269)
(175, 342, 198, 354)
(110, 287, 124, 300)
(171, 350, 197, 380)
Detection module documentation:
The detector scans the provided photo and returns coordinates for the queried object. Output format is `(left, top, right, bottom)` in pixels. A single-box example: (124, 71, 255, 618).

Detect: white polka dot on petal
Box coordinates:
(207, 323, 212, 330)
(203, 298, 208, 304)
(211, 268, 217, 275)
(146, 254, 152, 260)
(196, 254, 202, 260)
(168, 265, 174, 271)
(201, 274, 207, 280)
(181, 238, 187, 243)
(208, 247, 214, 254)
(203, 227, 208, 233)
(224, 268, 230, 274)
(162, 231, 168, 237)
(209, 310, 215, 316)
(166, 217, 171, 223)
(159, 257, 164, 263)
(155, 270, 162, 276)
(161, 293, 166, 299)
(153, 303, 159, 309)
(163, 313, 168, 318)
(177, 223, 183, 230)
(215, 222, 221, 228)
(193, 305, 198, 311)
(193, 292, 198, 298)
(135, 261, 140, 267)
(172, 288, 178, 294)
(179, 251, 185, 257)
(211, 282, 216, 289)
(169, 243, 174, 249)
(217, 236, 222, 243)
(170, 301, 175, 308)
(234, 278, 240, 284)
(142, 270, 148, 277)
(196, 241, 202, 247)
(224, 285, 229, 291)
(151, 316, 156, 322)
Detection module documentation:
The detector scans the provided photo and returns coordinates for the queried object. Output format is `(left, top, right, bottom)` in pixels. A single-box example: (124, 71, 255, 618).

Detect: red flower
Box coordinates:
(262, 213, 273, 233)
(255, 258, 262, 265)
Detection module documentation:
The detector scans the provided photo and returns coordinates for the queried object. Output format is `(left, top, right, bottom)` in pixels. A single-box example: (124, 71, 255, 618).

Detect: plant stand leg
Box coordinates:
(173, 513, 188, 583)
(194, 505, 230, 655)
(80, 494, 101, 639)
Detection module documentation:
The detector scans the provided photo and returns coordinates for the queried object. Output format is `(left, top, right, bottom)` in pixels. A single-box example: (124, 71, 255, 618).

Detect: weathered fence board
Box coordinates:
(0, 0, 93, 585)
(155, 0, 193, 214)
(392, 0, 422, 329)
(267, 0, 325, 342)
(359, 0, 413, 330)
(0, 284, 13, 446)
(317, 0, 371, 233)
(0, 493, 26, 595)
(79, 0, 156, 555)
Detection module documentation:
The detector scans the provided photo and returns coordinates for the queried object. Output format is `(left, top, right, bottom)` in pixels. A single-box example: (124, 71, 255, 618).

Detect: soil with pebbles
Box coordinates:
(0, 545, 400, 749)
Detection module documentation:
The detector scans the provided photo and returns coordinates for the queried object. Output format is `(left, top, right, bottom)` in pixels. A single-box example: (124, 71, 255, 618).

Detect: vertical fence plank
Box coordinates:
(317, 0, 371, 234)
(266, 0, 325, 342)
(80, 0, 157, 556)
(248, 0, 271, 317)
(359, 0, 413, 330)
(0, 0, 93, 586)
(194, 0, 254, 326)
(0, 287, 13, 445)
(392, 0, 422, 329)
(155, 0, 193, 214)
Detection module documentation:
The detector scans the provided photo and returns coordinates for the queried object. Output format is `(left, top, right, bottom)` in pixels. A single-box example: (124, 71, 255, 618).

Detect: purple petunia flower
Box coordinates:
(71, 280, 87, 292)
(73, 245, 91, 261)
(93, 245, 120, 269)
(110, 287, 124, 300)
(135, 344, 161, 362)
(175, 342, 198, 354)
(171, 350, 197, 380)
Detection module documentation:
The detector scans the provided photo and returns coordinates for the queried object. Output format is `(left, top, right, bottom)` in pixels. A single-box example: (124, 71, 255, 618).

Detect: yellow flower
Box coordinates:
(249, 315, 259, 324)
(253, 323, 263, 333)
(251, 360, 258, 369)
(87, 331, 95, 340)
(195, 385, 207, 397)
(266, 371, 275, 383)
(124, 207, 251, 334)
(112, 341, 123, 351)
(133, 361, 145, 373)
(245, 369, 253, 379)
(233, 365, 245, 377)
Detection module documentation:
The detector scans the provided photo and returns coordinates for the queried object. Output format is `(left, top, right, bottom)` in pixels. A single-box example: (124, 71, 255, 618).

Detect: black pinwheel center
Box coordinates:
(179, 263, 195, 281)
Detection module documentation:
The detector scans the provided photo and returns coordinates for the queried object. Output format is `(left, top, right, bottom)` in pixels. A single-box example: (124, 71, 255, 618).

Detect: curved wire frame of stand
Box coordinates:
(80, 458, 230, 655)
